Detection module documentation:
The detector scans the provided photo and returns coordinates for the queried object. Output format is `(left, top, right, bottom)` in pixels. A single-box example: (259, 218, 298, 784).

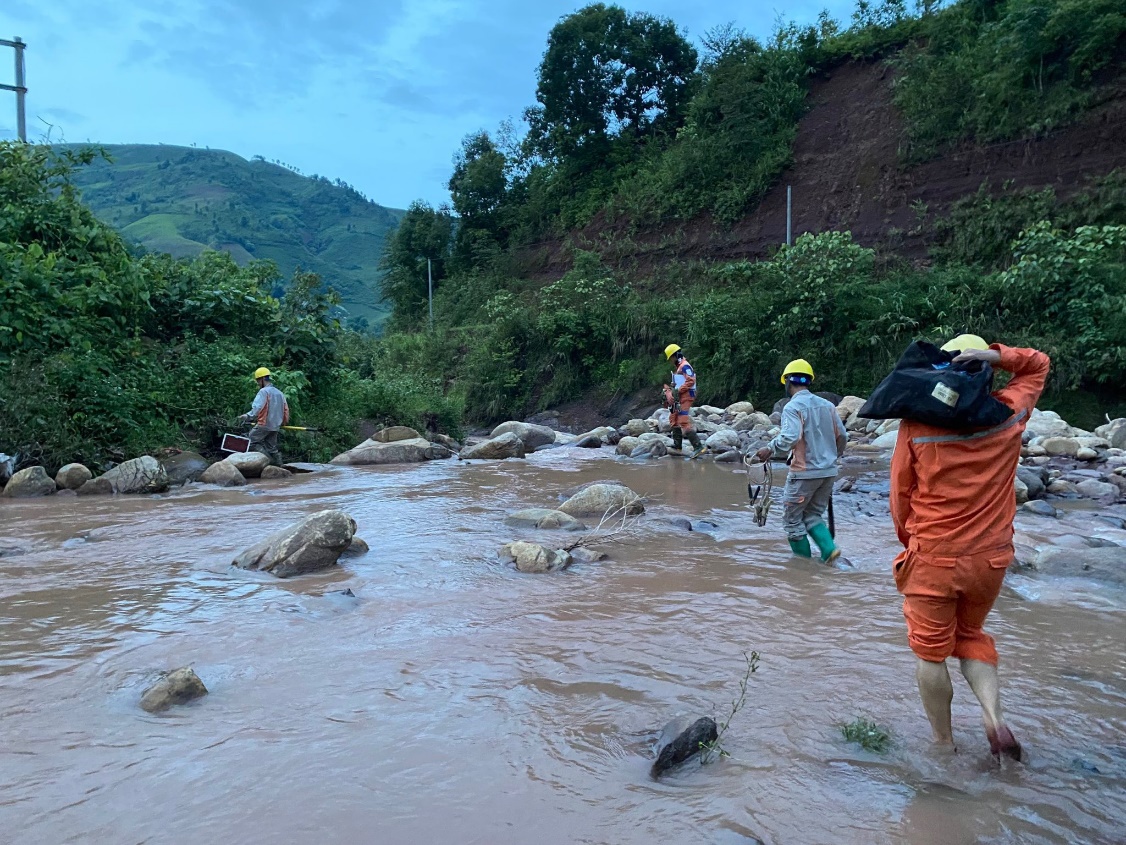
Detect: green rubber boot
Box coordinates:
(808, 523, 841, 563)
(686, 430, 705, 460)
(671, 427, 684, 452)
(788, 536, 813, 558)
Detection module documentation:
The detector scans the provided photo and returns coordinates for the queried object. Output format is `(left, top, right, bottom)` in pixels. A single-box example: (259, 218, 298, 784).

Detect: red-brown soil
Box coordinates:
(516, 61, 1126, 282)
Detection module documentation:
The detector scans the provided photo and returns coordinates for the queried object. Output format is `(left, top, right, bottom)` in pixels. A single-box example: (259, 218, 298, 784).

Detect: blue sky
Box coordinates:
(0, 0, 856, 209)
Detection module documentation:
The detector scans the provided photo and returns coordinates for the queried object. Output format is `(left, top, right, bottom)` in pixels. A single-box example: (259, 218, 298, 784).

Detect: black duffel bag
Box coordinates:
(858, 341, 1014, 430)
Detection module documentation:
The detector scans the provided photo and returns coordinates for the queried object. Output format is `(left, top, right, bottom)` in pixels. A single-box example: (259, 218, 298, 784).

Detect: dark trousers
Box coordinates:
(248, 427, 281, 465)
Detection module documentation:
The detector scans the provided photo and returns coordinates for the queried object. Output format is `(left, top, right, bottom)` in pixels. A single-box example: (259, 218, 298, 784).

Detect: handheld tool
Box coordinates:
(743, 454, 774, 527)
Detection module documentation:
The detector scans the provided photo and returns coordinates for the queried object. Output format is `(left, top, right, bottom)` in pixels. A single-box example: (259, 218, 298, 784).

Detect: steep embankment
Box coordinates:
(521, 62, 1126, 279)
(67, 145, 404, 325)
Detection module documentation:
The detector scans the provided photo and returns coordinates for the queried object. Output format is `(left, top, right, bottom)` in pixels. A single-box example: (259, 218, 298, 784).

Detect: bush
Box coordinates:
(0, 142, 461, 469)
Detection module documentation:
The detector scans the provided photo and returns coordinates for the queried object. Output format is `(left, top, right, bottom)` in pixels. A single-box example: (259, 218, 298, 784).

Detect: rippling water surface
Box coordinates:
(1, 451, 1123, 844)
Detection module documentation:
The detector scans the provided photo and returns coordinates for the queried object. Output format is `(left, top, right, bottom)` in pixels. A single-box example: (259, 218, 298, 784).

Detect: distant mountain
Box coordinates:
(66, 144, 404, 327)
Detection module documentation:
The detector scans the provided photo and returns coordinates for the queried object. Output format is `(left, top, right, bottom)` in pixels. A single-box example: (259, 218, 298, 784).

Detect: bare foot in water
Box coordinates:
(986, 725, 1023, 762)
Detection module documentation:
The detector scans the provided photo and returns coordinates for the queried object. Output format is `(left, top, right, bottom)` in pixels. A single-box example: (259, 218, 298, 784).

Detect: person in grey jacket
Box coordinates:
(755, 358, 847, 561)
(237, 367, 289, 465)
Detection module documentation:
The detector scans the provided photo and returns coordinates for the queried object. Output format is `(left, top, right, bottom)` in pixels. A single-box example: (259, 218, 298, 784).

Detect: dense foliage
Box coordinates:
(379, 228, 1126, 424)
(375, 0, 1125, 428)
(65, 144, 404, 327)
(0, 143, 459, 470)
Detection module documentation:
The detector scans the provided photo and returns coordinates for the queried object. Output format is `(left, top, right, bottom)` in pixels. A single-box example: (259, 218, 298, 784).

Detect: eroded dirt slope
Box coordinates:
(519, 62, 1126, 281)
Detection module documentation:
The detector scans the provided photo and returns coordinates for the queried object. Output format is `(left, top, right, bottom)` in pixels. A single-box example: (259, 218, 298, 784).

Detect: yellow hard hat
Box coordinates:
(253, 367, 272, 380)
(781, 358, 815, 385)
(664, 343, 682, 360)
(941, 334, 989, 353)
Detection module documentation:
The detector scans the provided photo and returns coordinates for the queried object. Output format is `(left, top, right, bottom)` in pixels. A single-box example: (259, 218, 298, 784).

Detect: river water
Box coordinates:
(1, 450, 1123, 844)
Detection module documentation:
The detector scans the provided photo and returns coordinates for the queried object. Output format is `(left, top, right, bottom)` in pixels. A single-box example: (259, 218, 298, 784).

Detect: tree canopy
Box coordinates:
(525, 4, 698, 168)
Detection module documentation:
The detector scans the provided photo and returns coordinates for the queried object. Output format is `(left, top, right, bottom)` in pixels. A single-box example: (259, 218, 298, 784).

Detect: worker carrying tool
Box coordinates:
(237, 367, 290, 465)
(890, 335, 1049, 762)
(662, 344, 704, 459)
(755, 358, 847, 562)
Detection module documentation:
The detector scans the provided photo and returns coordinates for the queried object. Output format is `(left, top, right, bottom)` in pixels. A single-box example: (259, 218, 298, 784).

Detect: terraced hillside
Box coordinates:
(67, 144, 404, 327)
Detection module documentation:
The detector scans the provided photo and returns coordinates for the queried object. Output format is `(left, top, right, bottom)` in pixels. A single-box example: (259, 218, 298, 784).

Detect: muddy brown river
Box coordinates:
(1, 450, 1123, 844)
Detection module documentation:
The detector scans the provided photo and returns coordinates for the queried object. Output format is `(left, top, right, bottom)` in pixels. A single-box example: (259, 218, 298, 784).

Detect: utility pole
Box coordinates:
(427, 258, 433, 330)
(0, 37, 26, 142)
(786, 185, 792, 246)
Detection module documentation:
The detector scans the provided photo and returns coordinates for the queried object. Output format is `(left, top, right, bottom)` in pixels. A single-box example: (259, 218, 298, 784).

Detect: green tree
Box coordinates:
(378, 201, 454, 327)
(525, 3, 698, 167)
(449, 131, 509, 268)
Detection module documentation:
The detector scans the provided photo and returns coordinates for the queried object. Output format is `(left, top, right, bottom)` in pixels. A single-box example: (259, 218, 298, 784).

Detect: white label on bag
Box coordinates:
(932, 383, 959, 407)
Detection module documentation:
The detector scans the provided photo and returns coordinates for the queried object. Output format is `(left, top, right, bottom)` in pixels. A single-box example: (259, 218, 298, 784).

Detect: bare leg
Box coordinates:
(960, 658, 1022, 761)
(915, 658, 955, 745)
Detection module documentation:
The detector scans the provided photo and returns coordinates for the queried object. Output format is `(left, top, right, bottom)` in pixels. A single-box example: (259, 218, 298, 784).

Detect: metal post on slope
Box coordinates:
(786, 185, 792, 246)
(427, 258, 433, 329)
(0, 36, 27, 142)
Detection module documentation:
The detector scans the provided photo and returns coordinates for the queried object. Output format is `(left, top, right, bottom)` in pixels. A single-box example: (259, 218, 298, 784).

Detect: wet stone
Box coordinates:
(651, 715, 718, 779)
(1020, 500, 1058, 518)
(140, 667, 208, 713)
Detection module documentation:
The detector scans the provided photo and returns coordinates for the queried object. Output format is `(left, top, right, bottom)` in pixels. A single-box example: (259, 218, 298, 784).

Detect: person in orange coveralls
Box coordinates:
(663, 344, 704, 458)
(890, 334, 1050, 761)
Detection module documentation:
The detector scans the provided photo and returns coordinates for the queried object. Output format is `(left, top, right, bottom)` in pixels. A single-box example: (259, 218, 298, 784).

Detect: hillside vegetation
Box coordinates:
(379, 0, 1126, 427)
(67, 144, 404, 327)
(0, 143, 458, 470)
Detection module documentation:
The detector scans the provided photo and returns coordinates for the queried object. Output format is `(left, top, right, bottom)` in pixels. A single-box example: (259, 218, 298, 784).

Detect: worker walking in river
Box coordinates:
(890, 335, 1049, 761)
(663, 344, 704, 459)
(238, 367, 290, 466)
(755, 359, 847, 562)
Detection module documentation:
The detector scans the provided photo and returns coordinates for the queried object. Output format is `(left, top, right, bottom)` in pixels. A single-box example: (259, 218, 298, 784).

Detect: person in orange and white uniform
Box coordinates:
(663, 344, 704, 458)
(891, 334, 1049, 761)
(237, 367, 290, 466)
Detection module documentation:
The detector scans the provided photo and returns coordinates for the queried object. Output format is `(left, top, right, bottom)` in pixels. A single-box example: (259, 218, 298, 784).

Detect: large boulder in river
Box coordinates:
(3, 466, 56, 498)
(733, 412, 771, 432)
(505, 508, 586, 531)
(625, 419, 652, 437)
(372, 425, 421, 443)
(725, 401, 755, 416)
(500, 541, 572, 573)
(1095, 418, 1126, 450)
(871, 430, 900, 449)
(1026, 409, 1074, 439)
(558, 483, 644, 517)
(225, 451, 271, 478)
(836, 396, 866, 422)
(233, 509, 356, 578)
(198, 460, 247, 487)
(55, 463, 92, 491)
(160, 451, 209, 486)
(705, 430, 740, 452)
(331, 437, 439, 466)
(260, 465, 293, 480)
(1030, 546, 1126, 586)
(651, 715, 718, 779)
(140, 667, 208, 713)
(616, 436, 641, 456)
(461, 432, 526, 460)
(79, 456, 169, 495)
(491, 421, 557, 452)
(1075, 479, 1119, 501)
(1040, 436, 1080, 458)
(1016, 466, 1046, 500)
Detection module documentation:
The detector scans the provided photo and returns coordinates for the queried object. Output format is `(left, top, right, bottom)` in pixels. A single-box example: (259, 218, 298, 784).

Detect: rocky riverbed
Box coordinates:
(1, 410, 1123, 844)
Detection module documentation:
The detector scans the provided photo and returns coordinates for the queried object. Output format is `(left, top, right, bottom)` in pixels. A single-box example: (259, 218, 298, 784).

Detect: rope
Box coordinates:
(743, 454, 774, 527)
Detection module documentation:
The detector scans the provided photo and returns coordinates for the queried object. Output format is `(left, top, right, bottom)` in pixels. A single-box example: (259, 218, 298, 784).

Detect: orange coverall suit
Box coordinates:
(890, 345, 1050, 665)
(670, 357, 697, 433)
